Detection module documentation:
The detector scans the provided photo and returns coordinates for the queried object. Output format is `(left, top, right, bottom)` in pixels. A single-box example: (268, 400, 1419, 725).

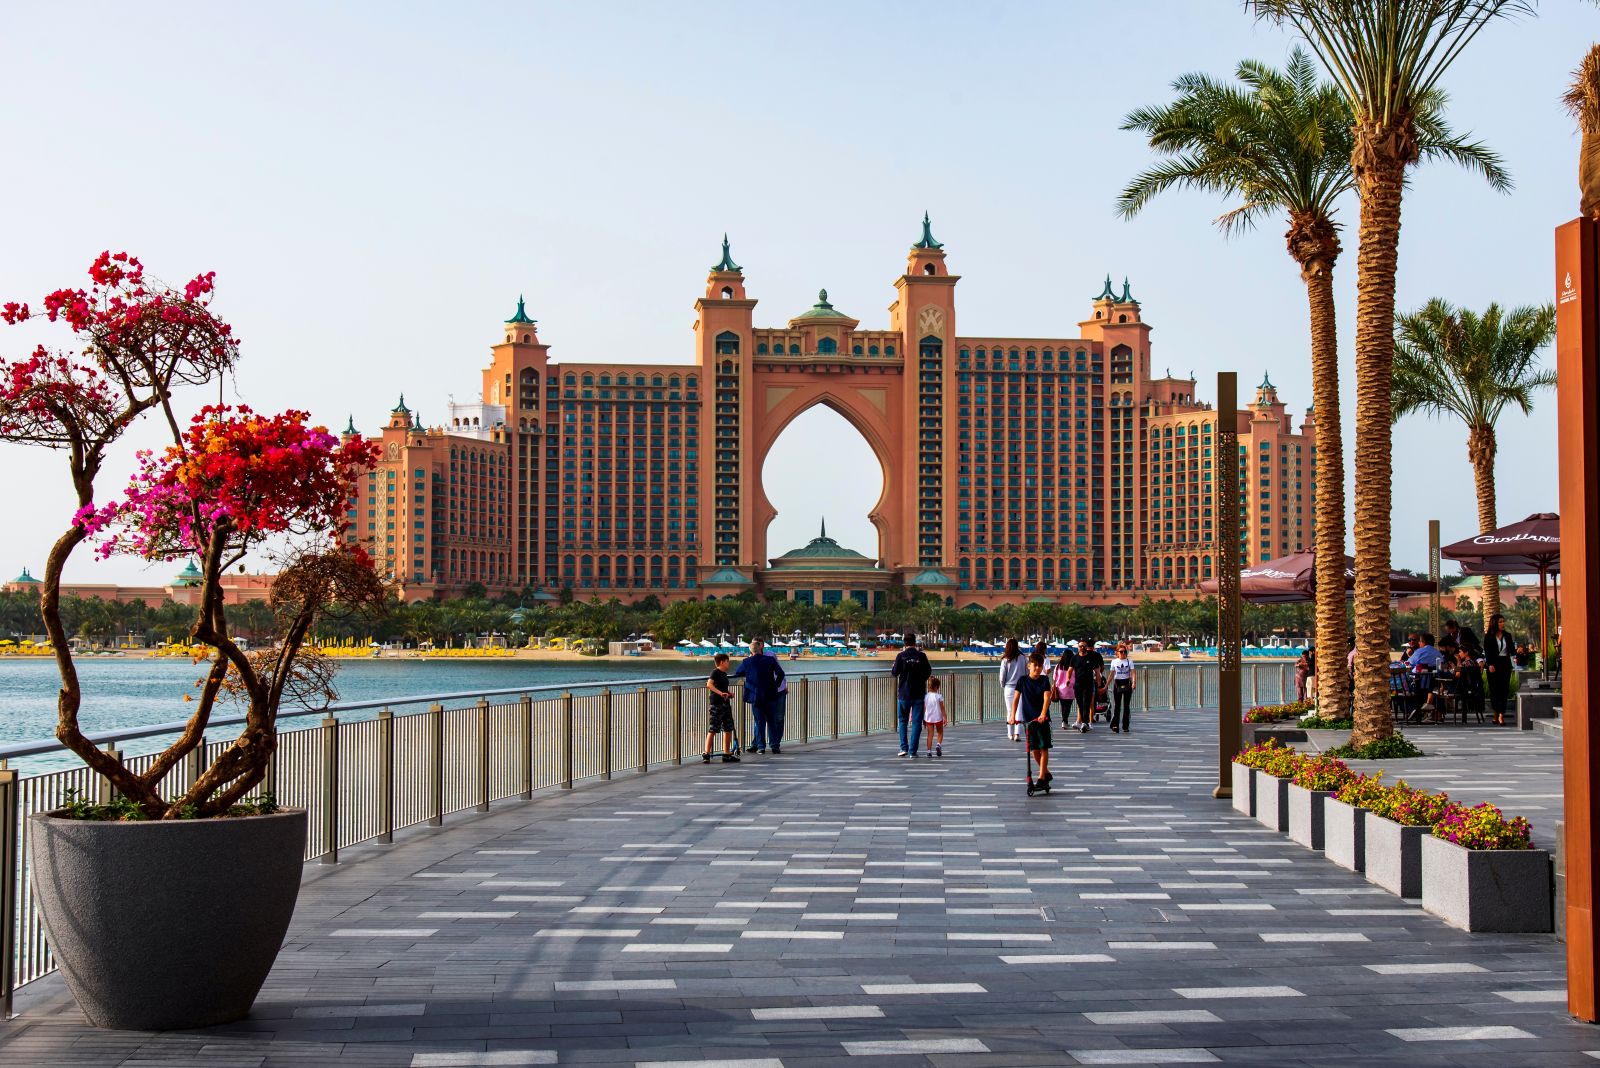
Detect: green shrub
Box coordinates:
(1243, 700, 1315, 723)
(1298, 715, 1355, 730)
(1325, 734, 1424, 760)
(57, 787, 278, 822)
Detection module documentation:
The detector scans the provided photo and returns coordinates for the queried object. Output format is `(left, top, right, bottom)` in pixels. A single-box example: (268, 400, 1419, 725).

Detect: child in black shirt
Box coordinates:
(704, 653, 739, 763)
(1018, 653, 1054, 784)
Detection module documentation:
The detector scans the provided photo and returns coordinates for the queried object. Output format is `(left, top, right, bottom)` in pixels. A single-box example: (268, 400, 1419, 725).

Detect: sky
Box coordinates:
(0, 1, 1589, 584)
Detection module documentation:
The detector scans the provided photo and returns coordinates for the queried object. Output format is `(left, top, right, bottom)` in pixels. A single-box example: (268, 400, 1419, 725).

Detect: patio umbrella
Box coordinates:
(1441, 512, 1560, 677)
(1198, 549, 1435, 605)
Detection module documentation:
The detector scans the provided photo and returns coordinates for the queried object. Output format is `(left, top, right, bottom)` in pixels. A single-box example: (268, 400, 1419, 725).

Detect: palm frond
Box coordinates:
(1565, 44, 1600, 136)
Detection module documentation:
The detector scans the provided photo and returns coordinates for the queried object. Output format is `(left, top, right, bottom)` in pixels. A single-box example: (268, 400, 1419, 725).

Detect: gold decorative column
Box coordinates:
(1429, 519, 1442, 640)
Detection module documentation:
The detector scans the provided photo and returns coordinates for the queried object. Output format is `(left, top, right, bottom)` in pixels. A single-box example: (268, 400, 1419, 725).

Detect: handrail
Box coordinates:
(0, 672, 734, 762)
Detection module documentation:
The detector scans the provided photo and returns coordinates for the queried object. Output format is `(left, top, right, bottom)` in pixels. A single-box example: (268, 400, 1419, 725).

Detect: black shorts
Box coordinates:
(708, 699, 734, 734)
(1026, 719, 1053, 751)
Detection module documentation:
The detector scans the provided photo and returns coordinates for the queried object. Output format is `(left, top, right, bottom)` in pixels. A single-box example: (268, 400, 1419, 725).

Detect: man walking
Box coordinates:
(735, 638, 786, 754)
(892, 632, 933, 758)
(1070, 636, 1104, 732)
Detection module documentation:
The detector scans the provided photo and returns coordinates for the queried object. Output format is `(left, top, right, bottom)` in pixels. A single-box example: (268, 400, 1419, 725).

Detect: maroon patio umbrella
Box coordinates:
(1441, 512, 1560, 675)
(1198, 549, 1435, 605)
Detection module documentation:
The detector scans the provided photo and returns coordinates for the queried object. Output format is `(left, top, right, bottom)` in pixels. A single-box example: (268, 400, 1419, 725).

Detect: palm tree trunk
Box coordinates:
(1467, 424, 1500, 629)
(1292, 214, 1347, 717)
(1349, 126, 1410, 748)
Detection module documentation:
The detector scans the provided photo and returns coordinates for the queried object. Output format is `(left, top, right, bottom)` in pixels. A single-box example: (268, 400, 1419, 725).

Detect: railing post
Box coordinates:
(1280, 663, 1289, 703)
(187, 734, 207, 792)
(378, 708, 394, 843)
(519, 695, 533, 800)
(1252, 664, 1260, 706)
(561, 692, 574, 789)
(978, 672, 986, 724)
(476, 698, 491, 813)
(860, 674, 870, 735)
(1169, 667, 1177, 710)
(830, 676, 840, 740)
(601, 688, 613, 781)
(637, 687, 649, 774)
(320, 715, 339, 864)
(672, 685, 684, 765)
(798, 676, 809, 742)
(429, 702, 445, 826)
(1, 767, 17, 1021)
(1141, 669, 1150, 711)
(99, 742, 121, 805)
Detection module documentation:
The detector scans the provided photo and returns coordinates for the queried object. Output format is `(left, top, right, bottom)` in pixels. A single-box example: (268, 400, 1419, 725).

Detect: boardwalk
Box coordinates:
(3, 711, 1588, 1067)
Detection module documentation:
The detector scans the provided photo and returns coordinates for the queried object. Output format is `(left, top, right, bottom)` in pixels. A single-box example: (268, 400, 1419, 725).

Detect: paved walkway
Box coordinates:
(3, 711, 1591, 1067)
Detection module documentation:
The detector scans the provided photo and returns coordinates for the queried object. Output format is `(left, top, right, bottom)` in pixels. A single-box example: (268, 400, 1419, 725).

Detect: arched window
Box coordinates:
(720, 286, 734, 299)
(922, 263, 936, 275)
(789, 343, 801, 354)
(817, 337, 837, 354)
(756, 343, 768, 353)
(852, 344, 863, 355)
(868, 344, 879, 355)
(521, 333, 530, 343)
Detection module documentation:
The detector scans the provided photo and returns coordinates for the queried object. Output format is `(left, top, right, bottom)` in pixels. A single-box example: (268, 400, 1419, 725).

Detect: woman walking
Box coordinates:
(1108, 642, 1136, 733)
(999, 638, 1026, 742)
(1294, 648, 1313, 703)
(1483, 613, 1517, 726)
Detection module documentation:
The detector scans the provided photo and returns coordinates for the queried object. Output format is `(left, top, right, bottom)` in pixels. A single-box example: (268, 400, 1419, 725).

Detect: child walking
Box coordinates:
(923, 677, 947, 757)
(703, 653, 740, 763)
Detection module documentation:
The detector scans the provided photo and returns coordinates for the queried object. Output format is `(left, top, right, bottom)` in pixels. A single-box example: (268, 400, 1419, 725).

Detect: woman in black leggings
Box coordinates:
(1108, 642, 1136, 733)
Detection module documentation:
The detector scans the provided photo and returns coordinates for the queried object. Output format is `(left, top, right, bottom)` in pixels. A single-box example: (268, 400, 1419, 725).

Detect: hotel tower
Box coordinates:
(347, 219, 1315, 606)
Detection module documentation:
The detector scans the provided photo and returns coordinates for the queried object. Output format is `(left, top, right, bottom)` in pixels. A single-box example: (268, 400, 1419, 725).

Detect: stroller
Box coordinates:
(1092, 669, 1110, 723)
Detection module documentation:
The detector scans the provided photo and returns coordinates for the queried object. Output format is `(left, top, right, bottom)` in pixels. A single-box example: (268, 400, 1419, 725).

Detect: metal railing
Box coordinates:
(0, 659, 1288, 1014)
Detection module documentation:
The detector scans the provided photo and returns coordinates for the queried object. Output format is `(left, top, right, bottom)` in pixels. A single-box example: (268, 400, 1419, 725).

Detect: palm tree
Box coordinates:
(1566, 42, 1600, 219)
(1119, 47, 1505, 717)
(1250, 0, 1526, 745)
(1392, 299, 1556, 626)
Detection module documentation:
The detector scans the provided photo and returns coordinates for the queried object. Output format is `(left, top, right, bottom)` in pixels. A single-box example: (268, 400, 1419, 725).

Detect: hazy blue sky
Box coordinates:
(1, 2, 1588, 584)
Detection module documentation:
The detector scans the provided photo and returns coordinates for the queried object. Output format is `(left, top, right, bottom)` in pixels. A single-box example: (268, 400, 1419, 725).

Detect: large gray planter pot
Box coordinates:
(1420, 834, 1553, 933)
(28, 808, 307, 1030)
(1254, 770, 1290, 832)
(1230, 762, 1255, 816)
(1364, 813, 1427, 898)
(1287, 784, 1330, 850)
(1324, 797, 1366, 873)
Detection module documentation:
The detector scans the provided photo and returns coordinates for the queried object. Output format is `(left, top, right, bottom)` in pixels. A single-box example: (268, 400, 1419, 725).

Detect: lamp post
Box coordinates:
(1213, 372, 1242, 799)
(1429, 519, 1441, 641)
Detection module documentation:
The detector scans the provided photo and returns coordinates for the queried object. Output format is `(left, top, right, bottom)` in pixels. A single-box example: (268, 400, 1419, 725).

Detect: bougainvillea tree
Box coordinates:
(0, 253, 382, 817)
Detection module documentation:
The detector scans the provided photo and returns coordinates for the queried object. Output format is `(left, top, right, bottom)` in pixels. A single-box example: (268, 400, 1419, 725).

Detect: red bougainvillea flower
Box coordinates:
(85, 405, 379, 560)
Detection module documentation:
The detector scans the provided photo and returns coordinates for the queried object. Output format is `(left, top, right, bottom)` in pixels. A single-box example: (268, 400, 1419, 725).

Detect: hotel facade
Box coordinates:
(347, 220, 1315, 607)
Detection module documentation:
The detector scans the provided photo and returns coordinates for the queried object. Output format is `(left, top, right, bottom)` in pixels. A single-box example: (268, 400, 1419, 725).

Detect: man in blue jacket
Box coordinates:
(891, 632, 933, 758)
(734, 637, 787, 754)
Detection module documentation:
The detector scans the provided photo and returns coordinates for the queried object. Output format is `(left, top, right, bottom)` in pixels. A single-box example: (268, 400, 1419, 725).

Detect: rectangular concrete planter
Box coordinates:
(1324, 797, 1366, 873)
(1254, 770, 1289, 833)
(1287, 784, 1329, 850)
(1230, 762, 1255, 816)
(1420, 834, 1553, 932)
(1364, 813, 1426, 898)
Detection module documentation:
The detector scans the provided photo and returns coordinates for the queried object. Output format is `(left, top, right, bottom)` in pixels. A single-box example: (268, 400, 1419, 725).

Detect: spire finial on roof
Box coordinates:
(344, 414, 357, 435)
(913, 211, 944, 250)
(1259, 371, 1275, 391)
(1120, 276, 1135, 303)
(392, 393, 408, 414)
(712, 233, 741, 272)
(1096, 274, 1117, 300)
(817, 288, 830, 306)
(820, 517, 827, 539)
(505, 295, 534, 325)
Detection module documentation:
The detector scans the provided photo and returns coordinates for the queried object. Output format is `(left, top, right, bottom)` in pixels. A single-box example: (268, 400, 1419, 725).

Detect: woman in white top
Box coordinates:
(998, 638, 1027, 741)
(1108, 642, 1136, 734)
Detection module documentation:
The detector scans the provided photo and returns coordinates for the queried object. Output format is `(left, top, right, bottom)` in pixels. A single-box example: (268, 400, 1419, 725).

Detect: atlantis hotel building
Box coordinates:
(348, 219, 1315, 607)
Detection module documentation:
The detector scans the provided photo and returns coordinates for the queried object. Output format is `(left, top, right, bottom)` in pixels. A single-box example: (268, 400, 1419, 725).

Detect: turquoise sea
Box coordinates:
(0, 655, 896, 772)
